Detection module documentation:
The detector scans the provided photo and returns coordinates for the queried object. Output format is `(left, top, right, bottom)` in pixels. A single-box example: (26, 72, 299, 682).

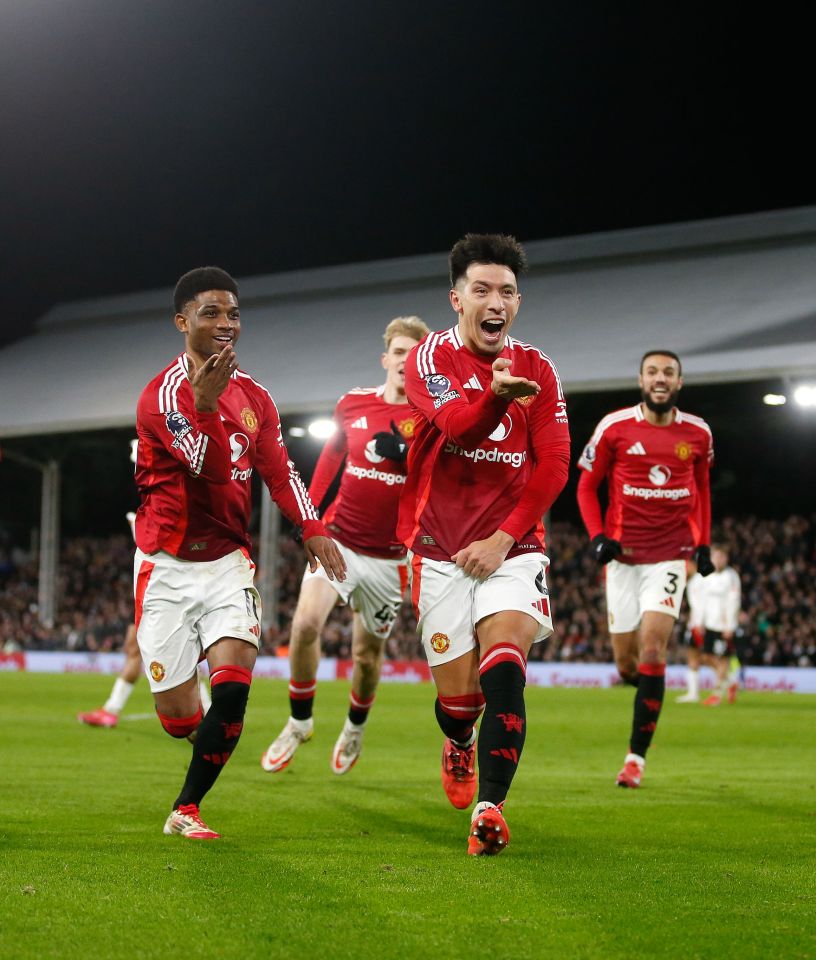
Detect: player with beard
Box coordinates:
(577, 351, 714, 788)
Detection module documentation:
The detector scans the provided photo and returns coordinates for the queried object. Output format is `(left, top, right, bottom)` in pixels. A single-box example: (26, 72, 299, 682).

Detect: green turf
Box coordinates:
(1, 674, 814, 960)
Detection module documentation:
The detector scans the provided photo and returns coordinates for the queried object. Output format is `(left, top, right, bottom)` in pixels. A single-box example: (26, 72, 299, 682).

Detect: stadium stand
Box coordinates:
(2, 515, 814, 666)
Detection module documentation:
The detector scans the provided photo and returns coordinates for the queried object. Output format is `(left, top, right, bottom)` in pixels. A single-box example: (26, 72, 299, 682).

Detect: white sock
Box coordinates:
(625, 752, 645, 769)
(345, 717, 366, 732)
(452, 728, 476, 750)
(686, 669, 699, 699)
(103, 678, 134, 715)
(290, 716, 313, 732)
(198, 677, 212, 713)
(472, 801, 497, 821)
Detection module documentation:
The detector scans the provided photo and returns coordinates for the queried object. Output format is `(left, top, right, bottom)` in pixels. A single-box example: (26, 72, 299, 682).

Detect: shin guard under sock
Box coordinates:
(629, 662, 666, 758)
(477, 645, 527, 806)
(175, 665, 251, 808)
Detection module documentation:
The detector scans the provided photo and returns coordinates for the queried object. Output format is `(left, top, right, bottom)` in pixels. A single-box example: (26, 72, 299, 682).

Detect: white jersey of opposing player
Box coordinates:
(696, 566, 741, 633)
(686, 572, 706, 629)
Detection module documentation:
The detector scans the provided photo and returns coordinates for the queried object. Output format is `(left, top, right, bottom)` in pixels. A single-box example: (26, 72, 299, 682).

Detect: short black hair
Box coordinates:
(641, 350, 682, 376)
(449, 233, 528, 288)
(174, 267, 238, 314)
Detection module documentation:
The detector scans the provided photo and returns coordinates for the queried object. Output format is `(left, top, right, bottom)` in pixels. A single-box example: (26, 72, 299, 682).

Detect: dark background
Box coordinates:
(1, 2, 811, 341)
(1, 3, 812, 543)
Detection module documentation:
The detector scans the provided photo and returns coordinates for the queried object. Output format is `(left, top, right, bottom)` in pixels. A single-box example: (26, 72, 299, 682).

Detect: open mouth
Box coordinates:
(481, 319, 504, 343)
(214, 335, 234, 345)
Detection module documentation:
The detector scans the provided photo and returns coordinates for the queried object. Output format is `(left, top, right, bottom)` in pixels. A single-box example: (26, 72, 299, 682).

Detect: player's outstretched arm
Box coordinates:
(451, 530, 514, 580)
(304, 535, 347, 582)
(490, 357, 540, 400)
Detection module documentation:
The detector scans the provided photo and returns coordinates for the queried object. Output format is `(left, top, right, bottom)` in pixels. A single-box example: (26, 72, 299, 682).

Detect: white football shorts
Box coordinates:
(409, 552, 553, 667)
(604, 558, 687, 633)
(302, 540, 408, 640)
(134, 547, 261, 693)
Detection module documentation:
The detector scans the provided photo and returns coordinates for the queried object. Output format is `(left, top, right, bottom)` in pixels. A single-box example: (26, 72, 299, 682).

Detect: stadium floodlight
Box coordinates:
(307, 418, 337, 439)
(762, 393, 787, 406)
(793, 384, 816, 408)
(288, 426, 306, 437)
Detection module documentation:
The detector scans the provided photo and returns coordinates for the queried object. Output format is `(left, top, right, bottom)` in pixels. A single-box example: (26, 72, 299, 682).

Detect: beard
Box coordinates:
(640, 386, 678, 414)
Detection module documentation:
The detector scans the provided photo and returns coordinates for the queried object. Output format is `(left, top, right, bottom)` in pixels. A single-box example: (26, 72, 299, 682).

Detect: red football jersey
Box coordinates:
(398, 327, 571, 562)
(135, 354, 323, 562)
(576, 404, 713, 564)
(309, 386, 416, 559)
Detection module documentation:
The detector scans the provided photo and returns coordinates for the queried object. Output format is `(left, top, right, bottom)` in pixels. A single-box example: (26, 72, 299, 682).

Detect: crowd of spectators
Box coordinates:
(1, 514, 814, 667)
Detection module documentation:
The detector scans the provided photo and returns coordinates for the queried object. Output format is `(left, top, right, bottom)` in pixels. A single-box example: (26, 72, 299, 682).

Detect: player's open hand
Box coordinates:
(304, 535, 347, 582)
(189, 345, 238, 412)
(451, 530, 514, 580)
(490, 357, 540, 400)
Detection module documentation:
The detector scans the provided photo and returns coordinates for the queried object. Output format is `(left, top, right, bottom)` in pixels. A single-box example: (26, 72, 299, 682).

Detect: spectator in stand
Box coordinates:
(2, 514, 815, 668)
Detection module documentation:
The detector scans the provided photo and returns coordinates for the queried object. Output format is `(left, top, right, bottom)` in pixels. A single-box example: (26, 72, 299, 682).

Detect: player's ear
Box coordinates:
(174, 312, 188, 333)
(381, 351, 388, 371)
(449, 287, 463, 315)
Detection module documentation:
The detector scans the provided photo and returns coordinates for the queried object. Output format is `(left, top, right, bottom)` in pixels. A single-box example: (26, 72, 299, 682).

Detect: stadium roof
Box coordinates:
(3, 206, 816, 438)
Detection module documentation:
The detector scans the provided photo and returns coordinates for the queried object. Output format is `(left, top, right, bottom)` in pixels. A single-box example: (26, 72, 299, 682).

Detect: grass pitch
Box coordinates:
(1, 674, 815, 960)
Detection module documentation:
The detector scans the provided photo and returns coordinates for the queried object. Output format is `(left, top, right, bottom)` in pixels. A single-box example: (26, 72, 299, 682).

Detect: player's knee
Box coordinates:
(353, 642, 382, 672)
(157, 706, 203, 739)
(290, 614, 323, 646)
(639, 646, 665, 666)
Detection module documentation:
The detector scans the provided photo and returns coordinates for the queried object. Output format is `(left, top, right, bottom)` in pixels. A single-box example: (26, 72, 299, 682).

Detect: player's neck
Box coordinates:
(383, 383, 408, 405)
(184, 348, 209, 373)
(640, 402, 676, 427)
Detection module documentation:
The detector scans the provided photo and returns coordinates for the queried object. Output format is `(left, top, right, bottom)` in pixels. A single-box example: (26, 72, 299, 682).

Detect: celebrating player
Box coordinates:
(261, 316, 429, 775)
(134, 266, 345, 840)
(399, 234, 570, 855)
(577, 350, 714, 788)
(678, 544, 741, 706)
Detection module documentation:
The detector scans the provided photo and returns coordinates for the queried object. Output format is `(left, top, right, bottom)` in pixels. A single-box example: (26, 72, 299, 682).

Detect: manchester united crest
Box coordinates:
(241, 407, 259, 433)
(150, 661, 166, 682)
(398, 418, 415, 437)
(430, 632, 450, 654)
(515, 394, 535, 407)
(675, 441, 692, 461)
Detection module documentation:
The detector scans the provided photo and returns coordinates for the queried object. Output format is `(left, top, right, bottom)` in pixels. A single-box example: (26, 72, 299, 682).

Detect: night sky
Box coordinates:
(1, 2, 811, 343)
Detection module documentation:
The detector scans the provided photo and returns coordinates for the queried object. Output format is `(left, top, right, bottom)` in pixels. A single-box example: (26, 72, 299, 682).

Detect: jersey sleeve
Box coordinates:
(576, 423, 615, 539)
(137, 384, 232, 483)
(405, 344, 510, 447)
(693, 449, 712, 546)
(252, 389, 326, 539)
(498, 360, 571, 542)
(308, 398, 349, 512)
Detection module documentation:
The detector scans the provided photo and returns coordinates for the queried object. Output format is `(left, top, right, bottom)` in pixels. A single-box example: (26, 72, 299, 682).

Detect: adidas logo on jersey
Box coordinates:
(463, 375, 483, 390)
(350, 417, 368, 429)
(626, 442, 646, 455)
(660, 596, 675, 609)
